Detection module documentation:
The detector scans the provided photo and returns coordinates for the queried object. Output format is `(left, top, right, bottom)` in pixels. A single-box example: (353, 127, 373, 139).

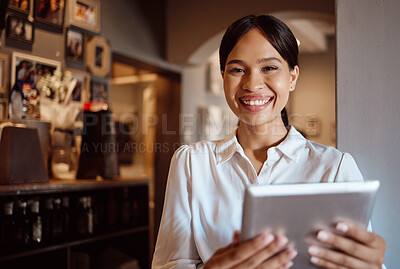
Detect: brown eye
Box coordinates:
(262, 66, 278, 72)
(229, 67, 245, 73)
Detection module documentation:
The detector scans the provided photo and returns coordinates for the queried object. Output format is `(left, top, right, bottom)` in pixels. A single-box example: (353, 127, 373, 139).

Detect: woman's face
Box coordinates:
(222, 29, 299, 128)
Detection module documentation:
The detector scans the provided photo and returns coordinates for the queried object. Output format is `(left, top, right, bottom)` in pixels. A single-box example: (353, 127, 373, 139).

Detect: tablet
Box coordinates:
(240, 181, 380, 268)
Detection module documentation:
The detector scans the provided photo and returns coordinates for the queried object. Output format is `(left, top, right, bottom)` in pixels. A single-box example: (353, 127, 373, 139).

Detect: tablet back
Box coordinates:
(240, 181, 380, 268)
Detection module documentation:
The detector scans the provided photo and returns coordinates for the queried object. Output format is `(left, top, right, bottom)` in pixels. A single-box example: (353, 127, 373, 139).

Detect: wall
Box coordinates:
(181, 51, 236, 144)
(0, 0, 178, 75)
(101, 0, 179, 72)
(287, 38, 336, 147)
(336, 0, 400, 267)
(0, 26, 64, 64)
(167, 0, 334, 63)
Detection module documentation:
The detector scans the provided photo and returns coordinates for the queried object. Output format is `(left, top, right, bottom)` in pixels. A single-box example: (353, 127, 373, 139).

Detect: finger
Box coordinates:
(232, 230, 240, 247)
(230, 235, 291, 269)
(308, 244, 372, 269)
(336, 222, 386, 250)
(212, 231, 241, 256)
(208, 232, 276, 268)
(316, 230, 383, 264)
(309, 256, 348, 269)
(259, 247, 297, 269)
(282, 261, 294, 269)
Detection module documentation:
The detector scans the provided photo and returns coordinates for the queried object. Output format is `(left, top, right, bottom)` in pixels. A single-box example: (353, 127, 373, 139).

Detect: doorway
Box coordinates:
(109, 52, 181, 257)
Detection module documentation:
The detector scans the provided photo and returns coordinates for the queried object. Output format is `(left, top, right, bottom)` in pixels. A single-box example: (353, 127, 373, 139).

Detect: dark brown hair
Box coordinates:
(219, 15, 298, 71)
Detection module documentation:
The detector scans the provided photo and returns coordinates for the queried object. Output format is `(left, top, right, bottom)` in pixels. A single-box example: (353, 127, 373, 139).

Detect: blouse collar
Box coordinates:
(214, 125, 307, 165)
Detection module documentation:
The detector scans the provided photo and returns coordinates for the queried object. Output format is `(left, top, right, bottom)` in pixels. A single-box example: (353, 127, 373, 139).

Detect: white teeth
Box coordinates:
(242, 98, 271, 106)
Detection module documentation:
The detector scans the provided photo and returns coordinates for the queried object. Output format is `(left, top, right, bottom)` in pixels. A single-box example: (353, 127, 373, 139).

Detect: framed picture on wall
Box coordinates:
(35, 0, 65, 30)
(86, 35, 110, 77)
(65, 27, 85, 64)
(67, 0, 100, 33)
(7, 0, 31, 15)
(90, 76, 108, 103)
(11, 52, 61, 87)
(0, 53, 9, 94)
(6, 14, 34, 43)
(66, 68, 90, 105)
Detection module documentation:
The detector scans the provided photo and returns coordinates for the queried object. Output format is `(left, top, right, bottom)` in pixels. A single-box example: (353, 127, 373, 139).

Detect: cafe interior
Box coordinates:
(0, 0, 398, 268)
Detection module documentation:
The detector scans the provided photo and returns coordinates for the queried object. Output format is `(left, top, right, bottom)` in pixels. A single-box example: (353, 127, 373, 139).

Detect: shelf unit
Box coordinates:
(0, 178, 150, 269)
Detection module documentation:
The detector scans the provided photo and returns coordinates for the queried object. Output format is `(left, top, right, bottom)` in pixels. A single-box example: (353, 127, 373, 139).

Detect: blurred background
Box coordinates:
(0, 0, 398, 268)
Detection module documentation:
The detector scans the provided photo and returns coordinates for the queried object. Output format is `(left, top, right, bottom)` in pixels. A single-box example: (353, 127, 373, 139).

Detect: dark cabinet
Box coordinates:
(0, 179, 150, 269)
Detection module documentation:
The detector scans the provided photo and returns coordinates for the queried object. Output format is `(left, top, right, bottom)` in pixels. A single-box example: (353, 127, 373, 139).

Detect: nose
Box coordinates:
(242, 71, 265, 92)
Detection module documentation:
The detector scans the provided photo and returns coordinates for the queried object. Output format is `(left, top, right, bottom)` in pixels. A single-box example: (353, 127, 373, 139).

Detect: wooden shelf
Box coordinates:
(0, 177, 149, 197)
(0, 226, 149, 262)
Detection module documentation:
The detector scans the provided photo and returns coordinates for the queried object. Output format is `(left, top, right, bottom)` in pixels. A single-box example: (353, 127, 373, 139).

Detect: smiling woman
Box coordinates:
(222, 29, 298, 132)
(152, 14, 386, 269)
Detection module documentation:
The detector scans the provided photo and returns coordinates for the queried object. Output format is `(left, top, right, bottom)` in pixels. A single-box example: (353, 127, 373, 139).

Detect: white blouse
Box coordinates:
(152, 126, 365, 269)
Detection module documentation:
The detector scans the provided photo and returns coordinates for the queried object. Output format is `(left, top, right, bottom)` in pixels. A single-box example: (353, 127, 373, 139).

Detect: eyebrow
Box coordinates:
(226, 59, 245, 65)
(257, 57, 282, 64)
(226, 57, 282, 66)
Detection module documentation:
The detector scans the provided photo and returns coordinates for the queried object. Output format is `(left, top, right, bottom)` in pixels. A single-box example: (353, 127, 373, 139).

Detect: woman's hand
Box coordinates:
(204, 231, 297, 269)
(308, 222, 386, 268)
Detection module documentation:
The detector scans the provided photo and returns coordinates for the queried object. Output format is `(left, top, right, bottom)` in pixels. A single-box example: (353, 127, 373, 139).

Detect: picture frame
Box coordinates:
(6, 13, 34, 43)
(35, 0, 65, 31)
(90, 76, 108, 103)
(0, 53, 9, 94)
(7, 0, 31, 15)
(86, 35, 110, 77)
(65, 27, 85, 64)
(67, 0, 100, 33)
(11, 51, 61, 87)
(66, 68, 90, 105)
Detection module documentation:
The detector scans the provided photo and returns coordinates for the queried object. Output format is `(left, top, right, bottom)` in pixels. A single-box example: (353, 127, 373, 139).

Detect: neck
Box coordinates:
(237, 119, 289, 151)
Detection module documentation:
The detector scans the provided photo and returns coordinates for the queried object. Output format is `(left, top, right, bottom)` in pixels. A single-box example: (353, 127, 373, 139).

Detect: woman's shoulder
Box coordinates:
(302, 138, 356, 165)
(286, 127, 347, 161)
(172, 140, 218, 159)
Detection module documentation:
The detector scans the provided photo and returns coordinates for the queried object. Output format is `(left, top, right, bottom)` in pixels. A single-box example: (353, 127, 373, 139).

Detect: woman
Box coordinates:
(152, 15, 386, 268)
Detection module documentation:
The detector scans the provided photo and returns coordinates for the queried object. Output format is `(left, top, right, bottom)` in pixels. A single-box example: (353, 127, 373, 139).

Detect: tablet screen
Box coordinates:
(240, 181, 379, 268)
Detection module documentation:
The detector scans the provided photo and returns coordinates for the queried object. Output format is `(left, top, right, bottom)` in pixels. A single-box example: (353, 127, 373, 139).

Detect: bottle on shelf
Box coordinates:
(52, 198, 63, 241)
(30, 200, 43, 246)
(120, 187, 132, 227)
(42, 197, 54, 244)
(1, 201, 16, 253)
(61, 196, 70, 239)
(77, 196, 94, 237)
(76, 196, 87, 236)
(87, 196, 94, 235)
(14, 201, 30, 250)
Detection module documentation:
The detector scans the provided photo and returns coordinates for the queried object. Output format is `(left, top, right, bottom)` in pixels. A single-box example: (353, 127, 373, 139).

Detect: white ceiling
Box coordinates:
(286, 19, 335, 54)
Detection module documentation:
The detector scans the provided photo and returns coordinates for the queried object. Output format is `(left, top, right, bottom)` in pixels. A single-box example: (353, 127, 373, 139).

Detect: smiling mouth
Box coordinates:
(240, 97, 273, 106)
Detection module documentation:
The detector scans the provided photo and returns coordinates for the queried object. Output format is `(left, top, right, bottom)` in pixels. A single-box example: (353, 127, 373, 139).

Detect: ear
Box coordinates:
(289, 65, 299, 92)
(221, 70, 224, 78)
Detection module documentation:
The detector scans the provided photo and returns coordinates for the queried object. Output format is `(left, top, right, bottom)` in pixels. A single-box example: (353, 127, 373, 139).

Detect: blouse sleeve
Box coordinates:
(334, 153, 364, 183)
(152, 145, 201, 269)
